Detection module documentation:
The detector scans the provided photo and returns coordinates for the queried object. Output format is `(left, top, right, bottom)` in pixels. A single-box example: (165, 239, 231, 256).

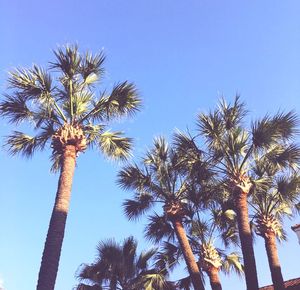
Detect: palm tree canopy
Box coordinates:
(174, 96, 300, 201)
(118, 137, 214, 222)
(250, 164, 300, 241)
(0, 45, 141, 170)
(75, 236, 174, 290)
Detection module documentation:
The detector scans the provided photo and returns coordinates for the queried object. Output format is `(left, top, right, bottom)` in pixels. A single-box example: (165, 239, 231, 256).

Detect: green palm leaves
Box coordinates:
(76, 236, 174, 290)
(0, 44, 141, 162)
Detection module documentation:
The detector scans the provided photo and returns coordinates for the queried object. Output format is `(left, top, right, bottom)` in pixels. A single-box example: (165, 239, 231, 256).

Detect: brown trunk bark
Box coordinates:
(264, 233, 285, 290)
(207, 267, 222, 290)
(235, 193, 259, 290)
(36, 145, 77, 290)
(172, 219, 205, 290)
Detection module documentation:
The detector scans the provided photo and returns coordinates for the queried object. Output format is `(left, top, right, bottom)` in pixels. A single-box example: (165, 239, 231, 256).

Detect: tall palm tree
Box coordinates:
(250, 163, 300, 290)
(75, 236, 174, 290)
(117, 137, 213, 290)
(0, 45, 141, 290)
(174, 97, 300, 290)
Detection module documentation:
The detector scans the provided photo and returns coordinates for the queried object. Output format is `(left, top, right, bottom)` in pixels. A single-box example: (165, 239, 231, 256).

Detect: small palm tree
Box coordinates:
(75, 236, 174, 290)
(250, 164, 300, 290)
(153, 205, 243, 290)
(174, 97, 300, 290)
(0, 45, 141, 290)
(117, 137, 214, 290)
(190, 208, 243, 290)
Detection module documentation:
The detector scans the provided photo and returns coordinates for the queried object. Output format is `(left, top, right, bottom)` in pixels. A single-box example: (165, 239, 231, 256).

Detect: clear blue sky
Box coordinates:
(1, 1, 300, 289)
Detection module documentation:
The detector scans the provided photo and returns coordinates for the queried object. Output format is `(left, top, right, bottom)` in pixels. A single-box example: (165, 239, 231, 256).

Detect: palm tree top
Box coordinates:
(76, 236, 174, 290)
(175, 96, 300, 195)
(118, 137, 214, 221)
(0, 44, 141, 168)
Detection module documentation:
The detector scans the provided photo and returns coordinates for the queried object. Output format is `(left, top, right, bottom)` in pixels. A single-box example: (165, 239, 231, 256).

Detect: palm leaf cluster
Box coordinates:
(0, 45, 141, 170)
(75, 236, 175, 290)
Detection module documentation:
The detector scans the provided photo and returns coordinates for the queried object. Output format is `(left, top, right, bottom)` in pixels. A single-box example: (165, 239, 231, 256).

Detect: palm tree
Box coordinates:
(117, 137, 213, 290)
(191, 208, 243, 290)
(0, 45, 141, 290)
(174, 97, 300, 290)
(152, 205, 243, 290)
(250, 164, 300, 290)
(75, 236, 174, 290)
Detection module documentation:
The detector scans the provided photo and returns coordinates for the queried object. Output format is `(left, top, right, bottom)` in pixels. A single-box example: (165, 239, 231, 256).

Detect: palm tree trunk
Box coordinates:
(172, 219, 205, 290)
(235, 192, 259, 290)
(206, 267, 222, 290)
(264, 233, 285, 290)
(37, 145, 77, 290)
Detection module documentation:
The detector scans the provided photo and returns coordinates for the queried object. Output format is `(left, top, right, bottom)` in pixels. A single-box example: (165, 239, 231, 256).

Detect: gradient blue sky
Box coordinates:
(1, 1, 300, 289)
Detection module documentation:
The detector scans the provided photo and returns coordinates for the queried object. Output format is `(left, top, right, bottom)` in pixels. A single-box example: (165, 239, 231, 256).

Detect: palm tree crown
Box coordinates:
(76, 236, 174, 290)
(0, 44, 141, 167)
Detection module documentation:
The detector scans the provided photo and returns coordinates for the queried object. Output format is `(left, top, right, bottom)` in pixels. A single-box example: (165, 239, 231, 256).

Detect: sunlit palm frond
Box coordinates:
(79, 51, 105, 84)
(221, 252, 244, 276)
(99, 131, 132, 160)
(105, 81, 141, 118)
(5, 131, 50, 158)
(197, 110, 224, 149)
(8, 68, 42, 98)
(80, 124, 104, 148)
(219, 96, 248, 130)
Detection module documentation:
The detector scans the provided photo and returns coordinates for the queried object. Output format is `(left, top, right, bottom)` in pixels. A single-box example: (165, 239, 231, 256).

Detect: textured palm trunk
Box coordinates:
(264, 233, 285, 290)
(172, 219, 205, 290)
(207, 267, 222, 290)
(235, 193, 259, 290)
(37, 145, 77, 290)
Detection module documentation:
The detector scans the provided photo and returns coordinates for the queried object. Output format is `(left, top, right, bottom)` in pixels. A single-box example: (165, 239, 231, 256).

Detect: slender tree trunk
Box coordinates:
(206, 267, 222, 290)
(172, 219, 205, 290)
(264, 233, 285, 290)
(235, 192, 259, 290)
(37, 145, 77, 290)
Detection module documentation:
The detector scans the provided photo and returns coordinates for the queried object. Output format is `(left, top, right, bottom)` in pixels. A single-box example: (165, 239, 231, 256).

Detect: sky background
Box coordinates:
(1, 1, 300, 289)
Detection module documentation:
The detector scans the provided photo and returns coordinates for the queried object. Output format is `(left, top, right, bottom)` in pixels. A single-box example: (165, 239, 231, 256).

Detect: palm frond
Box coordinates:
(137, 248, 158, 271)
(50, 44, 81, 78)
(0, 93, 33, 124)
(221, 252, 244, 276)
(252, 111, 299, 148)
(263, 144, 300, 171)
(122, 194, 154, 221)
(144, 214, 175, 243)
(197, 110, 224, 149)
(99, 131, 132, 160)
(117, 164, 150, 191)
(219, 95, 248, 130)
(105, 81, 141, 118)
(5, 131, 50, 157)
(79, 51, 105, 84)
